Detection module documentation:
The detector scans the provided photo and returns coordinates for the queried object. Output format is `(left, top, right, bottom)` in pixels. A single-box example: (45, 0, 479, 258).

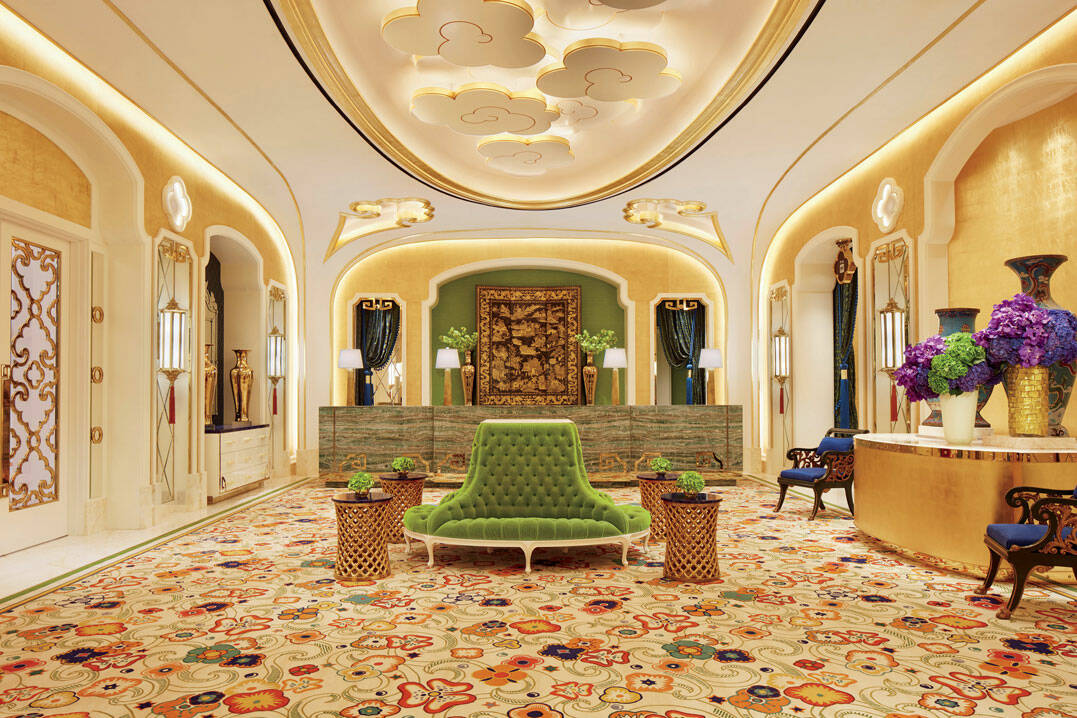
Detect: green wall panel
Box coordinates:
(430, 269, 626, 405)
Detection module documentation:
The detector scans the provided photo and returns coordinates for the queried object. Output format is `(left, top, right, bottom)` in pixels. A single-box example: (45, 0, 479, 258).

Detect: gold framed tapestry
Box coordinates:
(476, 285, 581, 405)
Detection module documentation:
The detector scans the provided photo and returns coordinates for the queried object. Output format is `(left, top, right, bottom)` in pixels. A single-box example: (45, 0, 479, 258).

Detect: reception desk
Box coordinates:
(319, 405, 742, 477)
(854, 433, 1077, 572)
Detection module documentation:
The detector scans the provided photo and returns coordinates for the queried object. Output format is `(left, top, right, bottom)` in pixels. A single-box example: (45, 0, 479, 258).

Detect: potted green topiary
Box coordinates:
(347, 471, 375, 500)
(649, 457, 674, 479)
(390, 456, 415, 478)
(676, 470, 706, 499)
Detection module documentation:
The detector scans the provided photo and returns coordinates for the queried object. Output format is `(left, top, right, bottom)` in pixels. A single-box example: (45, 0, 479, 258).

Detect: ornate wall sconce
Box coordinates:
(771, 327, 790, 414)
(156, 237, 190, 504)
(267, 286, 286, 416)
(872, 238, 911, 429)
(878, 298, 907, 421)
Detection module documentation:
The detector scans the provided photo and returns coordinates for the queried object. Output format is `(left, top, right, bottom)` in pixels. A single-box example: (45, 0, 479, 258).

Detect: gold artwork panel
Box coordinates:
(476, 286, 581, 405)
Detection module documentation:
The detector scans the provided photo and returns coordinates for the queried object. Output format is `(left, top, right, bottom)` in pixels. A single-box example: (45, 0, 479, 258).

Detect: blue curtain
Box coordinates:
(354, 302, 400, 405)
(656, 303, 706, 405)
(832, 272, 858, 428)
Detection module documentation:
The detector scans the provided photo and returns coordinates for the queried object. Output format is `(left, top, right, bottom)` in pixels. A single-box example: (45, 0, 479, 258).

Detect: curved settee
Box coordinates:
(403, 419, 650, 573)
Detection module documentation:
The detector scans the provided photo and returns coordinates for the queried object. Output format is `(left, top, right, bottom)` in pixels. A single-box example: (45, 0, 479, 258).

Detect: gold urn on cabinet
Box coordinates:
(1003, 365, 1050, 437)
(460, 350, 476, 407)
(230, 349, 253, 422)
(582, 352, 598, 405)
(203, 344, 217, 425)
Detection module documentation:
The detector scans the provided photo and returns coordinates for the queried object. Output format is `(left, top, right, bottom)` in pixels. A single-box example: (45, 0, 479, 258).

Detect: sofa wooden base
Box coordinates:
(402, 529, 651, 574)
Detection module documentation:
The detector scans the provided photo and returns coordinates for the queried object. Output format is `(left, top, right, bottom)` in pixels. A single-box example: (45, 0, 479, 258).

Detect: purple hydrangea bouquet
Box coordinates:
(972, 293, 1077, 368)
(894, 332, 1000, 402)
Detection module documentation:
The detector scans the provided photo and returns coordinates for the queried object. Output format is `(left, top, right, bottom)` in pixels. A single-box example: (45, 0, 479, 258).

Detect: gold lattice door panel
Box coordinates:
(476, 285, 581, 405)
(7, 238, 61, 510)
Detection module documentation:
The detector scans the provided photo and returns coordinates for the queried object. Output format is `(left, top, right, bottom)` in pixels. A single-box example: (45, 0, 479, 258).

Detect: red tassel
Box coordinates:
(168, 384, 176, 425)
(272, 386, 278, 416)
(890, 382, 898, 423)
(778, 386, 785, 415)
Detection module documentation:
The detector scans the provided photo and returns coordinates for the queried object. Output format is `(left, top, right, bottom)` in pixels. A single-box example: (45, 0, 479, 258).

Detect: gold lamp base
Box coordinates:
(442, 368, 452, 406)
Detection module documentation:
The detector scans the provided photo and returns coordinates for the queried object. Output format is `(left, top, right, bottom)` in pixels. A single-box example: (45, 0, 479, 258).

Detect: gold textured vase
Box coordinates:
(460, 350, 476, 407)
(1003, 365, 1049, 437)
(203, 344, 217, 425)
(582, 351, 598, 405)
(229, 349, 253, 422)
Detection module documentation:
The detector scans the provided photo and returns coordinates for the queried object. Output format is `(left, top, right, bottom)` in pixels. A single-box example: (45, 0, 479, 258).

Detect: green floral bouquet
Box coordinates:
(927, 332, 997, 397)
(573, 329, 617, 353)
(347, 471, 374, 496)
(439, 326, 478, 351)
(676, 471, 705, 495)
(649, 457, 673, 474)
(390, 457, 415, 475)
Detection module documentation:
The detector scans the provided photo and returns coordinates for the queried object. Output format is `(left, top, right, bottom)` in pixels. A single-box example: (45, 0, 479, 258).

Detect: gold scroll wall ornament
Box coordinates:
(325, 198, 434, 260)
(8, 238, 61, 510)
(623, 199, 732, 261)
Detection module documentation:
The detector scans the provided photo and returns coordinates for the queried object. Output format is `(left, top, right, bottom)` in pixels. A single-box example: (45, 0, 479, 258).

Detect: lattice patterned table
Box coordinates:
(332, 492, 392, 580)
(636, 473, 679, 541)
(661, 492, 722, 582)
(378, 473, 427, 543)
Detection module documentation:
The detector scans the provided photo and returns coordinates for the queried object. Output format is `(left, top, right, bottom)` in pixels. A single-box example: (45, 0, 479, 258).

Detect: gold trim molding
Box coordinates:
(623, 198, 732, 261)
(272, 0, 817, 209)
(325, 198, 435, 259)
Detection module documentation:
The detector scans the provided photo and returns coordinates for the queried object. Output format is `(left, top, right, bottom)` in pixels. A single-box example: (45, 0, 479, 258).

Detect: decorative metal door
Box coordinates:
(2, 227, 68, 554)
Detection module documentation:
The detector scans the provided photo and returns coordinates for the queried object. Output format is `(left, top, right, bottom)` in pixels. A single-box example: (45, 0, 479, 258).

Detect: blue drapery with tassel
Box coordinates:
(354, 301, 400, 406)
(833, 271, 858, 428)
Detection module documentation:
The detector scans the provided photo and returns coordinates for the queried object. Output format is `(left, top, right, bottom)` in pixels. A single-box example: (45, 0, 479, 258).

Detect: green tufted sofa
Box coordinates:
(403, 419, 650, 573)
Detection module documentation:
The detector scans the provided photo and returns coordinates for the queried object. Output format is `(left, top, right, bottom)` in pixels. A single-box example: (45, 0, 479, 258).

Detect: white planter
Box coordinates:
(939, 391, 978, 445)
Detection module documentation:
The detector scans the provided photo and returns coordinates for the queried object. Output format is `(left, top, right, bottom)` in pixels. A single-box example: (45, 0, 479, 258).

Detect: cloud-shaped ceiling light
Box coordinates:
(536, 39, 680, 101)
(553, 97, 630, 130)
(872, 178, 904, 233)
(478, 135, 573, 176)
(623, 198, 731, 261)
(412, 83, 559, 135)
(597, 0, 666, 8)
(325, 198, 434, 259)
(382, 0, 545, 68)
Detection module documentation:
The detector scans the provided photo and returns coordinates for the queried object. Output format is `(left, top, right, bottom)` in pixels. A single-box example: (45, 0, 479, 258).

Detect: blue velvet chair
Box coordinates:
(775, 428, 867, 520)
(974, 486, 1077, 619)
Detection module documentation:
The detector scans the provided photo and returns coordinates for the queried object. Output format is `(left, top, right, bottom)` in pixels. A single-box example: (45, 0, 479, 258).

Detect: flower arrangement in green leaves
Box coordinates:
(390, 456, 414, 475)
(649, 457, 673, 475)
(928, 332, 990, 397)
(347, 471, 374, 496)
(440, 326, 478, 351)
(573, 329, 617, 353)
(676, 470, 705, 495)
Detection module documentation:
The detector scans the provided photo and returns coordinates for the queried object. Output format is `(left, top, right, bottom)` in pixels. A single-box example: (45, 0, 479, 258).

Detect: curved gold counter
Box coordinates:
(854, 433, 1077, 573)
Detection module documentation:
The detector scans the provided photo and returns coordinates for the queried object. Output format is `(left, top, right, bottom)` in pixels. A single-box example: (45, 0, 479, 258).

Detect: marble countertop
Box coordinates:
(855, 432, 1077, 461)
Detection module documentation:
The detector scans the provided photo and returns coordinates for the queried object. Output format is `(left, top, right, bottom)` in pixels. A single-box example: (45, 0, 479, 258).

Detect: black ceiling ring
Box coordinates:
(263, 0, 827, 211)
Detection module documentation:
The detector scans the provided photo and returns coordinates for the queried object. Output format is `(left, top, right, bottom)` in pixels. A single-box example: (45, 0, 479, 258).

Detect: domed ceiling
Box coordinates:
(272, 0, 816, 208)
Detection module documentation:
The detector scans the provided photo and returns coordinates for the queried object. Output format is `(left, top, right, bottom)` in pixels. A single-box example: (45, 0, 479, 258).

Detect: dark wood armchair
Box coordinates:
(775, 428, 868, 520)
(975, 486, 1077, 619)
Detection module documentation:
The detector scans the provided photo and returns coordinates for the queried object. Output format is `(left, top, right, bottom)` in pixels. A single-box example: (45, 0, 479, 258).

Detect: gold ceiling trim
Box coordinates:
(273, 0, 817, 209)
(325, 197, 435, 260)
(623, 198, 732, 261)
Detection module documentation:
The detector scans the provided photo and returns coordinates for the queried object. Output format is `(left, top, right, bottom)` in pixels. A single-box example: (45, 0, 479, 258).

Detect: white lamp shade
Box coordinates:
(698, 347, 723, 369)
(436, 347, 461, 369)
(338, 348, 364, 369)
(602, 347, 627, 369)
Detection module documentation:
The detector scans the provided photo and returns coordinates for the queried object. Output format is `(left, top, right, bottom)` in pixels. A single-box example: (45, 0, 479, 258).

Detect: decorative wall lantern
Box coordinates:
(267, 327, 285, 415)
(772, 328, 789, 414)
(878, 297, 907, 421)
(157, 298, 188, 425)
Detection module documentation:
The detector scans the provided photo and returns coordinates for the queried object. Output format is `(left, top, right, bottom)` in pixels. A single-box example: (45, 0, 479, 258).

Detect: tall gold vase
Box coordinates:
(230, 349, 253, 422)
(203, 344, 217, 425)
(582, 352, 598, 405)
(1003, 365, 1049, 437)
(460, 350, 476, 407)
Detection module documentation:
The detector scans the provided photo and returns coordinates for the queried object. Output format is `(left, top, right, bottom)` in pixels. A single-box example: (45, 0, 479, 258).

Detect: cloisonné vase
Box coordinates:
(1005, 254, 1075, 436)
(460, 350, 476, 407)
(230, 348, 253, 422)
(922, 308, 992, 430)
(582, 352, 598, 405)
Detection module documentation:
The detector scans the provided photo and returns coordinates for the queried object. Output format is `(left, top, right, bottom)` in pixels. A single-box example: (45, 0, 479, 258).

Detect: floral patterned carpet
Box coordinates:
(1, 481, 1076, 718)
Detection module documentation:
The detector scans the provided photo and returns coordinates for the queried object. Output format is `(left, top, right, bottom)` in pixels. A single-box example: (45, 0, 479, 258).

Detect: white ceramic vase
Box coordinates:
(939, 390, 978, 445)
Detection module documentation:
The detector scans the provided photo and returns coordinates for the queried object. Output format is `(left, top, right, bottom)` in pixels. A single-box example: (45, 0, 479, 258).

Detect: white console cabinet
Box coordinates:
(206, 425, 270, 502)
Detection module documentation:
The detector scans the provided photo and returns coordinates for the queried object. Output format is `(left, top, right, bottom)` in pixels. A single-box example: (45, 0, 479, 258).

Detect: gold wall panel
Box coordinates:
(854, 441, 1077, 570)
(950, 93, 1077, 435)
(0, 111, 91, 226)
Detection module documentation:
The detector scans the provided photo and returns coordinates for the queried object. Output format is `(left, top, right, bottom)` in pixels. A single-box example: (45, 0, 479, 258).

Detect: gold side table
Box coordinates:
(333, 492, 392, 580)
(661, 492, 722, 582)
(378, 473, 427, 543)
(636, 472, 679, 541)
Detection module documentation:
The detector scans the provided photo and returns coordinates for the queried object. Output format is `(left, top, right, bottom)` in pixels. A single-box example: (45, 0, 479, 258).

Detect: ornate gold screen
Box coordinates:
(8, 238, 60, 511)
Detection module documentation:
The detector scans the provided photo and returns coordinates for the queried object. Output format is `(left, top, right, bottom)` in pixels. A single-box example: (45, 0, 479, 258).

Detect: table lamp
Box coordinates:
(602, 347, 627, 406)
(338, 349, 364, 406)
(435, 348, 460, 406)
(697, 348, 723, 406)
